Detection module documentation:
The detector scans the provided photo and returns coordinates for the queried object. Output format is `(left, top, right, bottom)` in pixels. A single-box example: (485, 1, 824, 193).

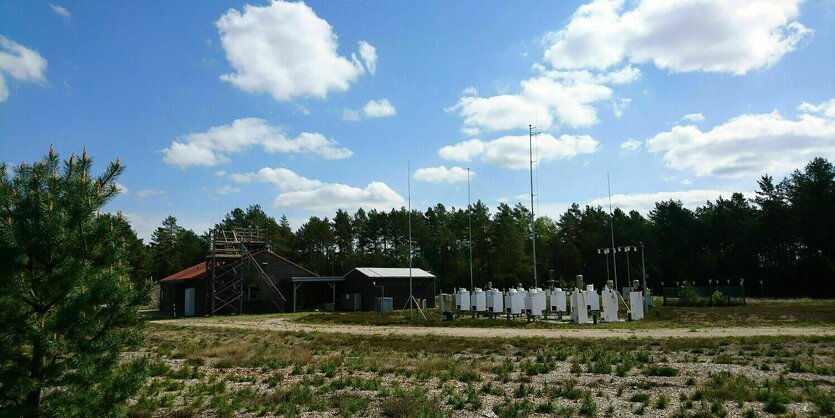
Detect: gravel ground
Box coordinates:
(157, 316, 835, 339)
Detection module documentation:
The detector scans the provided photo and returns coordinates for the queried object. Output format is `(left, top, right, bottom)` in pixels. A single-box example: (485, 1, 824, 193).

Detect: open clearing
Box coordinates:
(161, 315, 835, 339)
(132, 302, 835, 417)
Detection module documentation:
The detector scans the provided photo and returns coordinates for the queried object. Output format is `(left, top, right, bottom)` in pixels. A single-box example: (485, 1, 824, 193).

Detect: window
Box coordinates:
(244, 286, 261, 301)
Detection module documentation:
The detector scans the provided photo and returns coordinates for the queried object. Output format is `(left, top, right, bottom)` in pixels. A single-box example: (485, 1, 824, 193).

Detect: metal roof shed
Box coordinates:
(342, 267, 436, 311)
(291, 276, 345, 312)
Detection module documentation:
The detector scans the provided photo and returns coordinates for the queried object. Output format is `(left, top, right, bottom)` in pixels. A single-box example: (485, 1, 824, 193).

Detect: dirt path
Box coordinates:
(154, 317, 835, 339)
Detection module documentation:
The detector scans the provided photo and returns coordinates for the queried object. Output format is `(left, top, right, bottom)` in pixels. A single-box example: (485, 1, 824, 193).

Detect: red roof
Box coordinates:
(158, 249, 319, 283)
(159, 262, 207, 283)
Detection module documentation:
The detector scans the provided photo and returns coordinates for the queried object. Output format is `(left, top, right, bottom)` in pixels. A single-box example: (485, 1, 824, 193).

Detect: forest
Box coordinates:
(129, 158, 835, 298)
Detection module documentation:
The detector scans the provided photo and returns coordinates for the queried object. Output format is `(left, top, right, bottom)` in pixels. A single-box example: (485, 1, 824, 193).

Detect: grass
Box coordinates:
(643, 365, 679, 376)
(289, 298, 835, 329)
(130, 321, 835, 417)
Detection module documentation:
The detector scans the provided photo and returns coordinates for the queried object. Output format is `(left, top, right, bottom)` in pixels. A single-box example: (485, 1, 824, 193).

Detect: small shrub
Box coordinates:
(655, 394, 669, 410)
(535, 401, 555, 413)
(762, 395, 788, 414)
(709, 291, 726, 306)
(579, 394, 597, 416)
(710, 401, 728, 417)
(643, 365, 679, 377)
(630, 393, 650, 404)
(493, 398, 534, 418)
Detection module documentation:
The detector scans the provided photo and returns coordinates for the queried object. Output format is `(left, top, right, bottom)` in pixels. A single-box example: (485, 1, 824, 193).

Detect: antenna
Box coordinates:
(607, 172, 619, 292)
(404, 160, 425, 319)
(468, 167, 473, 291)
(529, 124, 538, 288)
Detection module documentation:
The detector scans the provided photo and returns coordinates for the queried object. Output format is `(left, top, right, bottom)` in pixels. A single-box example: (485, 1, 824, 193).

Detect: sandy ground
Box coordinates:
(154, 317, 835, 339)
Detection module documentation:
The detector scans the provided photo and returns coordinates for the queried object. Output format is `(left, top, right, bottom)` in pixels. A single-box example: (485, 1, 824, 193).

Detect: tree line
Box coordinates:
(141, 157, 834, 298)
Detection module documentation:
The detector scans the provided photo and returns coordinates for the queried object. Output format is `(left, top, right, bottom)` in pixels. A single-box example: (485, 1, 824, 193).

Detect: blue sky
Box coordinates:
(2, 0, 834, 241)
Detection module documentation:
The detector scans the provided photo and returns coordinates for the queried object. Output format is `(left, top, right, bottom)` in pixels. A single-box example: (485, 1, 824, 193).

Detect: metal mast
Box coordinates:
(607, 172, 619, 292)
(403, 161, 425, 319)
(408, 160, 413, 315)
(467, 167, 473, 291)
(529, 125, 537, 288)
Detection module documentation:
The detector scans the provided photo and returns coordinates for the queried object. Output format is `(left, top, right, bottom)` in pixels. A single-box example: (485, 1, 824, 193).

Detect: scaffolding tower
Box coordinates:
(208, 227, 286, 315)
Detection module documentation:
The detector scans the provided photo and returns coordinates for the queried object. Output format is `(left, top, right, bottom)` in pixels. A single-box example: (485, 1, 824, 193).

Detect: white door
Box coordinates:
(184, 288, 195, 316)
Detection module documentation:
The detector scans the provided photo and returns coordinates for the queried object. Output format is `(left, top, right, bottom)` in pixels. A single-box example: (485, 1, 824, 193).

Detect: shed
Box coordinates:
(158, 250, 319, 316)
(342, 267, 436, 311)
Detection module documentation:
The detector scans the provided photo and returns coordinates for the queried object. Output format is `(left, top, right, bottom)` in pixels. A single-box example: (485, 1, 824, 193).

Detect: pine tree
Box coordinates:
(0, 148, 148, 417)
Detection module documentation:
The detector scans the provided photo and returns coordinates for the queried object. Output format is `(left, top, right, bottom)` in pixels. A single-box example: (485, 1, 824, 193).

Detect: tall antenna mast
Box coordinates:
(607, 172, 618, 292)
(408, 160, 413, 316)
(403, 161, 425, 319)
(529, 124, 538, 288)
(467, 167, 473, 291)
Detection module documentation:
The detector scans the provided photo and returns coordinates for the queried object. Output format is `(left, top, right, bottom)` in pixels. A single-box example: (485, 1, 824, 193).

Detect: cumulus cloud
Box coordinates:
(362, 98, 396, 118)
(439, 134, 599, 170)
(50, 4, 71, 20)
(162, 118, 352, 168)
(543, 0, 811, 75)
(0, 36, 48, 102)
(438, 139, 485, 162)
(216, 1, 375, 101)
(413, 166, 471, 184)
(115, 183, 129, 194)
(343, 98, 396, 121)
(646, 99, 835, 178)
(447, 75, 615, 134)
(227, 167, 404, 213)
(620, 139, 642, 151)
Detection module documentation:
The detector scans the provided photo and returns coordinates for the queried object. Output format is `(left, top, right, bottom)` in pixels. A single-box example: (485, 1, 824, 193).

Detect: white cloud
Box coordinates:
(620, 139, 642, 151)
(680, 179, 692, 185)
(343, 98, 396, 121)
(798, 99, 835, 119)
(439, 134, 599, 170)
(162, 118, 352, 168)
(362, 98, 396, 118)
(214, 170, 226, 177)
(0, 36, 48, 103)
(532, 63, 641, 85)
(438, 139, 485, 162)
(342, 108, 361, 121)
(50, 4, 71, 20)
(612, 98, 631, 117)
(357, 41, 377, 75)
(216, 185, 241, 195)
(682, 113, 705, 122)
(216, 1, 374, 101)
(413, 166, 471, 183)
(460, 86, 478, 97)
(447, 75, 614, 134)
(586, 189, 752, 214)
(543, 0, 811, 75)
(646, 99, 835, 178)
(228, 166, 404, 213)
(115, 183, 129, 194)
(136, 189, 165, 199)
(227, 167, 323, 191)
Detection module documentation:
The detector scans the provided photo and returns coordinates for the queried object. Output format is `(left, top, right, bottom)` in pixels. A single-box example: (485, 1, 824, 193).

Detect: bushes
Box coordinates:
(643, 365, 679, 377)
